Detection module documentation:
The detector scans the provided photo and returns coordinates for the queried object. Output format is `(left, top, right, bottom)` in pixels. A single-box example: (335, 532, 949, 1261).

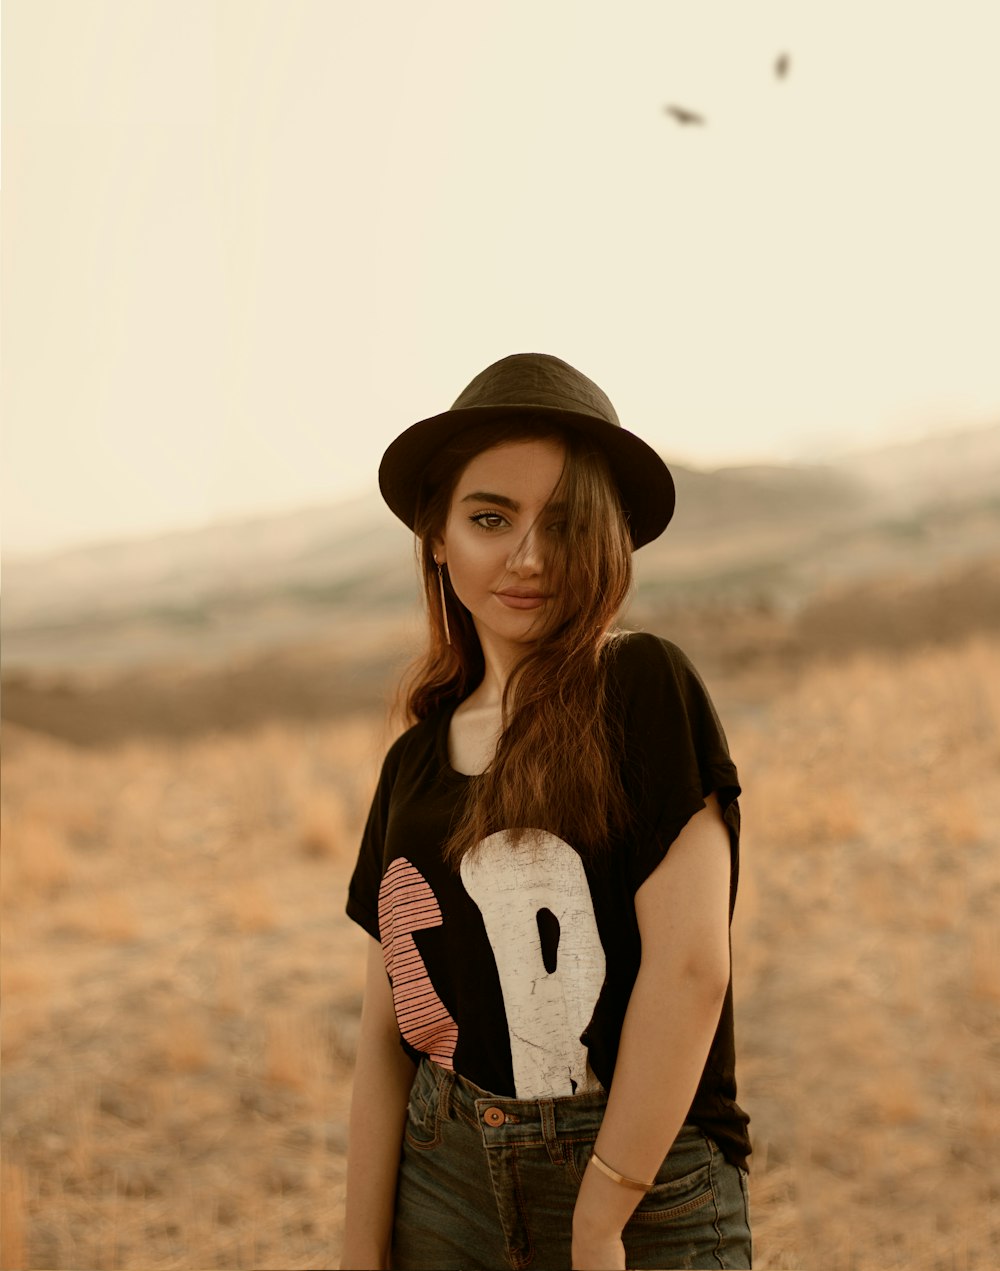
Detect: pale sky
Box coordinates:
(3, 0, 999, 557)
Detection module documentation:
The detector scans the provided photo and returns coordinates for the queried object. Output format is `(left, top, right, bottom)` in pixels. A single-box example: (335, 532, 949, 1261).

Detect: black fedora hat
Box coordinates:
(378, 353, 675, 549)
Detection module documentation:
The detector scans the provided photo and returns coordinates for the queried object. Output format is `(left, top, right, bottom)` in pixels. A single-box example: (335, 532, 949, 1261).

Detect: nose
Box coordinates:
(505, 522, 545, 575)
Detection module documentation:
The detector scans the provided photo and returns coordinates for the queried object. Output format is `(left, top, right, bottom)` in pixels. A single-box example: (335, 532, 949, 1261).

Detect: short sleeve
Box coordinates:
(609, 633, 741, 902)
(345, 733, 407, 940)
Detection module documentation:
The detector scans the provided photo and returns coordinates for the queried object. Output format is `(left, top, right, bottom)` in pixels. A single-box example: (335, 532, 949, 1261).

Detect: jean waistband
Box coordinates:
(415, 1056, 616, 1147)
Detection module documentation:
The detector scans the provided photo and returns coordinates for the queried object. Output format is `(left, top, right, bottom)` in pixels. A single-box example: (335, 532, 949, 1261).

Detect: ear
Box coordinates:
(430, 533, 446, 564)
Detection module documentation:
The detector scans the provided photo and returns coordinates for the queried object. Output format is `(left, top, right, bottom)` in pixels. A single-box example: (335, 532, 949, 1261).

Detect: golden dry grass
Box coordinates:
(1, 637, 998, 1269)
(730, 635, 1000, 1270)
(1, 714, 383, 1270)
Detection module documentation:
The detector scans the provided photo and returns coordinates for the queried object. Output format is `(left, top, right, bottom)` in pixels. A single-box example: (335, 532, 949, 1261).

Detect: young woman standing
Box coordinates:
(342, 353, 752, 1270)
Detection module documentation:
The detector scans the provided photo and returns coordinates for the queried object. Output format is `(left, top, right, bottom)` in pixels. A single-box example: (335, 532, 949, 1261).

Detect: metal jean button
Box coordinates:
(483, 1106, 506, 1127)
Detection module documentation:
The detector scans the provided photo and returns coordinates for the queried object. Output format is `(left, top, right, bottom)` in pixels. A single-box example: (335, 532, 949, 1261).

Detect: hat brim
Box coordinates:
(379, 404, 675, 550)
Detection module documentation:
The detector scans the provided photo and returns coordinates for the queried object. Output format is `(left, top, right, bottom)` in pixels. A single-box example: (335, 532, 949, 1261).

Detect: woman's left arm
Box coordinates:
(571, 793, 733, 1269)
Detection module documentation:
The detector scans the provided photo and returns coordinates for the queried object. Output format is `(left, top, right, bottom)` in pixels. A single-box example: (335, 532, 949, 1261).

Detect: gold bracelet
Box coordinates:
(588, 1150, 655, 1193)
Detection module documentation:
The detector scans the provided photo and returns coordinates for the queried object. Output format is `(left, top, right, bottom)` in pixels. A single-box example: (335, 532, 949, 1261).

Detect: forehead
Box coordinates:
(452, 437, 567, 498)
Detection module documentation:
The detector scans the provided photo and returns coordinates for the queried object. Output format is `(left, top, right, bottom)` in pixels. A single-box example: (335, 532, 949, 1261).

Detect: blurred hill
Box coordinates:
(3, 422, 999, 743)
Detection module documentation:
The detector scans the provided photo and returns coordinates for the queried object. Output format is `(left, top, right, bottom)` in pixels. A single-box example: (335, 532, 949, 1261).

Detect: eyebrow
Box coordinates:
(460, 491, 520, 510)
(459, 491, 567, 513)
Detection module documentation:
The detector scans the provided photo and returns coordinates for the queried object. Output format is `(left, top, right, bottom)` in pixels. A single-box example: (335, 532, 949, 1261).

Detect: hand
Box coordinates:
(572, 1156, 636, 1268)
(571, 1231, 626, 1269)
(339, 1252, 387, 1270)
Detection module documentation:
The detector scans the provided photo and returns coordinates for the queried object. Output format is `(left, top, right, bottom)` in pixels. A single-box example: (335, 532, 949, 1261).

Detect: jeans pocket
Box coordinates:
(403, 1079, 442, 1151)
(627, 1159, 715, 1225)
(568, 1125, 716, 1219)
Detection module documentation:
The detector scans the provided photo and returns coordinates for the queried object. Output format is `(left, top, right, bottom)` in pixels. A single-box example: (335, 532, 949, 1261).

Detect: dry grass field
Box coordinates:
(2, 633, 998, 1270)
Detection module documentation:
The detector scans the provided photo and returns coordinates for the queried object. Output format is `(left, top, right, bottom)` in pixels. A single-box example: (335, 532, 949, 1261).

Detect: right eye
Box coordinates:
(469, 511, 509, 530)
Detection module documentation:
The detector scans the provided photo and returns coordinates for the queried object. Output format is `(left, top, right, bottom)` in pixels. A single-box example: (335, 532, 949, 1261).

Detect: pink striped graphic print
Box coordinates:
(378, 857, 457, 1068)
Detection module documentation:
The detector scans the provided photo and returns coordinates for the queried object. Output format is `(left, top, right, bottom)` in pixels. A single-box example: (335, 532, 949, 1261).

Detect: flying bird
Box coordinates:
(774, 52, 790, 79)
(663, 104, 705, 126)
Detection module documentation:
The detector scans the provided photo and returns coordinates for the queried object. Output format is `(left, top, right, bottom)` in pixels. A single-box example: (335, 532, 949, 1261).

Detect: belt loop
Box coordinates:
(436, 1065, 456, 1123)
(539, 1100, 563, 1165)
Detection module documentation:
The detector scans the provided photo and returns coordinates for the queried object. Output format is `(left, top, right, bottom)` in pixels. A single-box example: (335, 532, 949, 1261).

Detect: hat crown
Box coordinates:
(378, 351, 674, 549)
(451, 353, 621, 428)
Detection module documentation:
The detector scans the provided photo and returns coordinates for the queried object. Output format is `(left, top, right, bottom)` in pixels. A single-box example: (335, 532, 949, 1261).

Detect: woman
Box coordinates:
(342, 353, 752, 1270)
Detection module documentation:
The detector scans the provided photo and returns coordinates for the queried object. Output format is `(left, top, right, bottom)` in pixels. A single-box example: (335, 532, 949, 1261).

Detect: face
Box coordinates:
(433, 437, 567, 665)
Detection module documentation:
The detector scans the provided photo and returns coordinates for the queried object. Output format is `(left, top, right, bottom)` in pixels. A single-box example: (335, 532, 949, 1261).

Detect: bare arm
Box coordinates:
(571, 794, 733, 1268)
(340, 935, 417, 1271)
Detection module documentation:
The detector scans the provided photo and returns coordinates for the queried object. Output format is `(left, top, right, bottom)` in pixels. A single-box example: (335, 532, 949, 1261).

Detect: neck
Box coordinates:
(470, 629, 528, 711)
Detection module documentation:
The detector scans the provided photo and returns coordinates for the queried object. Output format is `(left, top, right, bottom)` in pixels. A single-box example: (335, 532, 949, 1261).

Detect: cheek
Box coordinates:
(446, 542, 487, 596)
(444, 519, 487, 569)
(438, 532, 474, 593)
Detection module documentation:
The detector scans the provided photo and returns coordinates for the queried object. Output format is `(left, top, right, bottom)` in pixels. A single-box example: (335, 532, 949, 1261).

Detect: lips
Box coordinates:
(495, 589, 551, 610)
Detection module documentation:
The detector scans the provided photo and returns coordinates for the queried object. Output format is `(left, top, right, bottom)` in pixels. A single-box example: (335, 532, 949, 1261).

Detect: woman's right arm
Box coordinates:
(340, 935, 417, 1271)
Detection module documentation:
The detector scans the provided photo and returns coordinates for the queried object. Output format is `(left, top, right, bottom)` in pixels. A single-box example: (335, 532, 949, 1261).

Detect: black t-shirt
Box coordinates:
(346, 631, 752, 1170)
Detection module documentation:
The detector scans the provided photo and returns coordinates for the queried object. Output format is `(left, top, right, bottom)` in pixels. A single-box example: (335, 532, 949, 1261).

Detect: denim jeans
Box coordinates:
(392, 1058, 751, 1270)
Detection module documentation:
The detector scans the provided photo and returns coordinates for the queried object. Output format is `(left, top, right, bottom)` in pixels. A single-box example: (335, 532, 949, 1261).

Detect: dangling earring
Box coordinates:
(435, 558, 451, 645)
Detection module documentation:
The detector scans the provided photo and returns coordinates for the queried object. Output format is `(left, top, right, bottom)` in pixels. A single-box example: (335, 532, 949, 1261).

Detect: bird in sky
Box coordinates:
(774, 52, 790, 79)
(663, 104, 705, 126)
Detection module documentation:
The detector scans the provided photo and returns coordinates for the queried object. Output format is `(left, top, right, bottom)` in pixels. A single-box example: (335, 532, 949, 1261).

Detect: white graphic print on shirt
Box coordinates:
(461, 830, 606, 1098)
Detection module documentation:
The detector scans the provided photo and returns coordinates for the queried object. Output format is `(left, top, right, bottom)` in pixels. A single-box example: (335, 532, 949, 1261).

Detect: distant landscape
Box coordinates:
(4, 422, 1000, 742)
(2, 422, 999, 1270)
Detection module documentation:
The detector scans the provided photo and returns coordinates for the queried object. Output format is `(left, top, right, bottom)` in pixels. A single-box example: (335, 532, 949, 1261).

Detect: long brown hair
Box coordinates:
(397, 418, 635, 867)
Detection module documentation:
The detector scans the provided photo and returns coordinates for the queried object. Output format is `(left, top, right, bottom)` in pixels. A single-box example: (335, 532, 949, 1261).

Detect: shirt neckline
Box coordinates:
(435, 699, 476, 783)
